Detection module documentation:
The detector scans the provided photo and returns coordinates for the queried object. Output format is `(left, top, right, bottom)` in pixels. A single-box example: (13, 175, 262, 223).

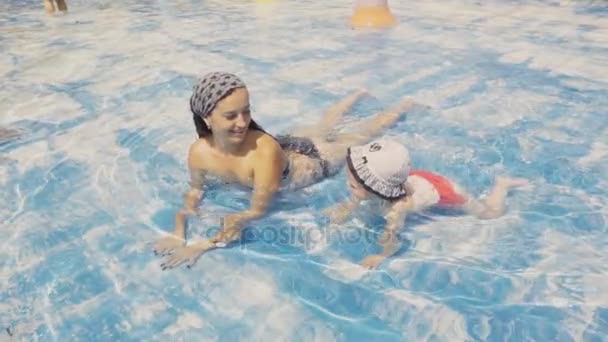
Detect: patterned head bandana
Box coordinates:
(346, 139, 412, 200)
(190, 72, 247, 118)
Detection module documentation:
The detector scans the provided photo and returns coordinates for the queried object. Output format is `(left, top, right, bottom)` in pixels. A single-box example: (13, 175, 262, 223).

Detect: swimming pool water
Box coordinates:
(1, 0, 607, 340)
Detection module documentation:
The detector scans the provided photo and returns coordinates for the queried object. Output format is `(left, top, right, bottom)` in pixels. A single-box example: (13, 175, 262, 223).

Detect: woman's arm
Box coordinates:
(172, 165, 205, 240)
(154, 143, 206, 255)
(213, 139, 285, 243)
(158, 138, 284, 269)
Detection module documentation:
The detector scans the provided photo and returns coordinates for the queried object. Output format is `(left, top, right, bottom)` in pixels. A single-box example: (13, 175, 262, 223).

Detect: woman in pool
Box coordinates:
(154, 72, 418, 269)
(325, 138, 529, 269)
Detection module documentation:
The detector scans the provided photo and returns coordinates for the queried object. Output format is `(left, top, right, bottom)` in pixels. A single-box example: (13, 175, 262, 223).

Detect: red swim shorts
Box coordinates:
(409, 170, 467, 207)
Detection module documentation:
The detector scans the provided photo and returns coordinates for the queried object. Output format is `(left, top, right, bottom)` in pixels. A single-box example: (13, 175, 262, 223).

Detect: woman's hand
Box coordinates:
(160, 240, 216, 270)
(153, 234, 185, 256)
(153, 208, 192, 256)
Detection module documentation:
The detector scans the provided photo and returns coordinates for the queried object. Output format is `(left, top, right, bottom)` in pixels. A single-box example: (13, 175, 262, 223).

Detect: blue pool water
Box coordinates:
(1, 0, 607, 340)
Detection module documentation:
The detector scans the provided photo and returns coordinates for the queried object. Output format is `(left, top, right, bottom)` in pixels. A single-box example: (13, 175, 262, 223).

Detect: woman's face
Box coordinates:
(208, 87, 252, 144)
(346, 166, 369, 200)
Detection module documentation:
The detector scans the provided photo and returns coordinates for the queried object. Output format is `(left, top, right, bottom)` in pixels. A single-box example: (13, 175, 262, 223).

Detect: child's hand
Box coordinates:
(323, 205, 351, 225)
(360, 254, 386, 269)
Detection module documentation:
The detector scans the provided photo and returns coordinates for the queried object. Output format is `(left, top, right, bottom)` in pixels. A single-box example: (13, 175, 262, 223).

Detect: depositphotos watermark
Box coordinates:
(200, 218, 407, 249)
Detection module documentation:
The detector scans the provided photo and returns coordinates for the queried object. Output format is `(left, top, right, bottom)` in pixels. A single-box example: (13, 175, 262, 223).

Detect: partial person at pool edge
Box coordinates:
(153, 72, 420, 269)
(324, 139, 529, 270)
(44, 0, 67, 14)
(0, 127, 22, 144)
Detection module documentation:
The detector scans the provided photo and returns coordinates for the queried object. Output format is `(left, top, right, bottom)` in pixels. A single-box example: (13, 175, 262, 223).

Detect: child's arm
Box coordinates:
(323, 197, 361, 225)
(360, 200, 410, 269)
(210, 141, 285, 244)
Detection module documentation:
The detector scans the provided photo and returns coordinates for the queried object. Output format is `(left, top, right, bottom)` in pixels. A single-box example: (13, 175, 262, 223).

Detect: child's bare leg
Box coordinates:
(44, 0, 55, 13)
(466, 176, 529, 219)
(290, 89, 367, 138)
(56, 0, 67, 12)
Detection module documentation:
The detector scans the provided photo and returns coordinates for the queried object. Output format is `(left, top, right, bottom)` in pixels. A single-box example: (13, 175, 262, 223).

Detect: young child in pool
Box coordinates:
(325, 138, 529, 269)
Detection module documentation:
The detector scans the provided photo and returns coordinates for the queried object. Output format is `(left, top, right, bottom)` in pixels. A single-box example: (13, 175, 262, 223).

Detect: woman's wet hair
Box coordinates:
(191, 88, 265, 138)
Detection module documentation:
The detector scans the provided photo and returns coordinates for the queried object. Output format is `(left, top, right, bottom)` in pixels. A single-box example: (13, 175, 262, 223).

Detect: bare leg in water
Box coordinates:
(56, 0, 68, 12)
(289, 90, 421, 174)
(44, 0, 67, 14)
(43, 0, 55, 13)
(463, 177, 529, 219)
(291, 90, 422, 148)
(315, 98, 420, 171)
(289, 89, 369, 139)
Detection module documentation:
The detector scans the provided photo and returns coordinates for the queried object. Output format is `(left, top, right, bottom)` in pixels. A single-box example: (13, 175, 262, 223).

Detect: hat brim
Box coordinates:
(346, 146, 408, 200)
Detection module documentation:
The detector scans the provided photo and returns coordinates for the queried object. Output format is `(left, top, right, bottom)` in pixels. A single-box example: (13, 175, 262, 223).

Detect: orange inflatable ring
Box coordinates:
(350, 0, 397, 29)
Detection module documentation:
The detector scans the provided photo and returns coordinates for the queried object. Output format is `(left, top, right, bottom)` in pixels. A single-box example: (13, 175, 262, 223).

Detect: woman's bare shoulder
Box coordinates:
(188, 137, 213, 168)
(249, 130, 283, 155)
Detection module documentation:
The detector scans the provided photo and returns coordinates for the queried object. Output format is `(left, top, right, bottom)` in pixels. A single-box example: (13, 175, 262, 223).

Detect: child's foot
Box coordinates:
(496, 176, 529, 190)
